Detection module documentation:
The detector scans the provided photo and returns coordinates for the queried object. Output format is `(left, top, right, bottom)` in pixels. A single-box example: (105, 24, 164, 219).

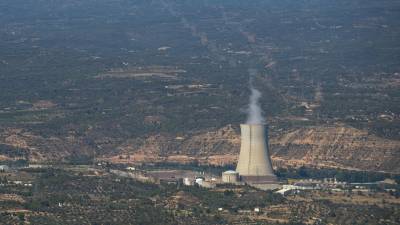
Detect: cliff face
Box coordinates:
(0, 128, 95, 163)
(105, 124, 400, 173)
(1, 124, 399, 173)
(270, 125, 400, 173)
(108, 125, 240, 165)
(114, 125, 239, 156)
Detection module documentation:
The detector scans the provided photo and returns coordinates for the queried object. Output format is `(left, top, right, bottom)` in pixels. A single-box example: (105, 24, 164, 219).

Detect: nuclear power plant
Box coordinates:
(236, 123, 276, 181)
(226, 123, 279, 189)
(220, 76, 280, 189)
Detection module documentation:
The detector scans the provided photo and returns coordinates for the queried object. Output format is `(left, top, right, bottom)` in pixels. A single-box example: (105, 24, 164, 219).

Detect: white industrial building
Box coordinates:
(222, 170, 239, 183)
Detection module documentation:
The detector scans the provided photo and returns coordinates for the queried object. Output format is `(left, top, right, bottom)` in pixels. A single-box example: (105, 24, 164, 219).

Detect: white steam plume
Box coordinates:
(246, 69, 265, 124)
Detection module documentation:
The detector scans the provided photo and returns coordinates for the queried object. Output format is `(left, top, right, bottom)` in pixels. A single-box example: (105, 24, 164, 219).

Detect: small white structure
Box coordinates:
(194, 177, 216, 188)
(276, 184, 315, 195)
(0, 165, 10, 172)
(195, 178, 204, 185)
(183, 177, 194, 186)
(222, 170, 239, 183)
(126, 166, 136, 171)
(28, 164, 45, 168)
(158, 46, 171, 51)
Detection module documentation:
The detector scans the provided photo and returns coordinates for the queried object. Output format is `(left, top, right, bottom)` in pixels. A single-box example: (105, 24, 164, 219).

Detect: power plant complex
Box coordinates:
(222, 123, 280, 190)
(236, 124, 277, 182)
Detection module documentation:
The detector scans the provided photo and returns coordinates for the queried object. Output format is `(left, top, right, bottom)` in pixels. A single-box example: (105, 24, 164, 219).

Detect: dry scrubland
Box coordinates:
(1, 168, 399, 225)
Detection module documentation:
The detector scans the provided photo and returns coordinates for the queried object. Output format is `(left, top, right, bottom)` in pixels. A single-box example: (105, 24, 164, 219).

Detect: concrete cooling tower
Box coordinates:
(236, 124, 277, 184)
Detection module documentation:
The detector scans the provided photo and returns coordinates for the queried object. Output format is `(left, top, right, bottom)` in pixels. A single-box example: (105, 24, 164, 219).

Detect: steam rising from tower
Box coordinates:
(236, 69, 277, 184)
(246, 69, 265, 124)
(246, 88, 264, 124)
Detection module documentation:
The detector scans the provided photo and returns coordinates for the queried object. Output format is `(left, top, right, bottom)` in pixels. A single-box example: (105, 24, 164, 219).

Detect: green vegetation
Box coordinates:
(1, 167, 399, 224)
(0, 0, 399, 223)
(0, 0, 399, 159)
(277, 166, 400, 183)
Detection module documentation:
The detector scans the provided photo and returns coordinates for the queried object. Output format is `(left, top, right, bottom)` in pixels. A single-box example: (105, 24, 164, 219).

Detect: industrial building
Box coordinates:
(222, 170, 239, 183)
(231, 124, 280, 190)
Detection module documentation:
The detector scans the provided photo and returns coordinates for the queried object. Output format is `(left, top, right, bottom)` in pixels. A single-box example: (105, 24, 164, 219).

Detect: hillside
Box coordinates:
(104, 123, 400, 173)
(3, 122, 397, 173)
(271, 124, 400, 173)
(0, 0, 399, 173)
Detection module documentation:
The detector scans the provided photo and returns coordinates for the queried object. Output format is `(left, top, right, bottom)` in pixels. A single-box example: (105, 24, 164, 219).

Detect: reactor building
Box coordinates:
(235, 124, 279, 189)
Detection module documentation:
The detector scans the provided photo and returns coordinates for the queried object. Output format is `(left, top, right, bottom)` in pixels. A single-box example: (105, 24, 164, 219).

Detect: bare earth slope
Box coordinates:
(1, 0, 400, 176)
(100, 124, 400, 173)
(1, 123, 399, 173)
(270, 124, 400, 173)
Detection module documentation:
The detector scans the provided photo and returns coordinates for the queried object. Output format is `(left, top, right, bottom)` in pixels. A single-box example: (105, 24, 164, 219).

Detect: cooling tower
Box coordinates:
(236, 124, 277, 183)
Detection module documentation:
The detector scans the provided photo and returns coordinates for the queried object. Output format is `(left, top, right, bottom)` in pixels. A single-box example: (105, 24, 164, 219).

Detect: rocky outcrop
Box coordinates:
(116, 124, 240, 157)
(0, 128, 95, 162)
(108, 124, 400, 173)
(2, 123, 399, 173)
(270, 124, 400, 173)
